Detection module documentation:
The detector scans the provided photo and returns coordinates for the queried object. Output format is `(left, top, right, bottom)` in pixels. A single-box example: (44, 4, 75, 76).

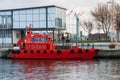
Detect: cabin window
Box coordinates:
(32, 38, 46, 42)
(32, 38, 40, 42)
(36, 38, 40, 42)
(41, 38, 46, 42)
(32, 38, 35, 42)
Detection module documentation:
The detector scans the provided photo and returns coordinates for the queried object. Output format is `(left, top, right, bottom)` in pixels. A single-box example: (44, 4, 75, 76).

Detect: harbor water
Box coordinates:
(0, 59, 120, 80)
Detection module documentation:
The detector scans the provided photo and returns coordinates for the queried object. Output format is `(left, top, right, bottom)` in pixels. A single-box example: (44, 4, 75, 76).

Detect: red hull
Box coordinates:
(10, 26, 98, 59)
(10, 48, 97, 59)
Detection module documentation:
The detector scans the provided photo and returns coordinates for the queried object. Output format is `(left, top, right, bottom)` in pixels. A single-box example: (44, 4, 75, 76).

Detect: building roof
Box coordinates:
(0, 5, 67, 11)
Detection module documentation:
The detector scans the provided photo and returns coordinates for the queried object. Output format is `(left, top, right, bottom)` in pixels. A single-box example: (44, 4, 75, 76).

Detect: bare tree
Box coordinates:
(113, 3, 120, 41)
(80, 20, 93, 39)
(114, 3, 120, 28)
(91, 3, 112, 40)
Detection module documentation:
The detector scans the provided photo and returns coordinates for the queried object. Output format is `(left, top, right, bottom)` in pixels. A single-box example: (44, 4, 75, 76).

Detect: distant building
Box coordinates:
(88, 33, 110, 40)
(0, 5, 66, 47)
(116, 28, 120, 41)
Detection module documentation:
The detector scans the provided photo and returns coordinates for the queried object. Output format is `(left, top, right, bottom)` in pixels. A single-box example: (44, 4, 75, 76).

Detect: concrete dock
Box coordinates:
(0, 48, 12, 58)
(96, 48, 120, 58)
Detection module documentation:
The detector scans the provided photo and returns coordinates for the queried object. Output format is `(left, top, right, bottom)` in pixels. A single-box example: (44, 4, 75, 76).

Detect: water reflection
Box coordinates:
(0, 59, 120, 80)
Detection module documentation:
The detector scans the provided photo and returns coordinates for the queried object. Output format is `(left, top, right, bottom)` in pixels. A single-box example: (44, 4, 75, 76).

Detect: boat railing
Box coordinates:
(56, 42, 117, 49)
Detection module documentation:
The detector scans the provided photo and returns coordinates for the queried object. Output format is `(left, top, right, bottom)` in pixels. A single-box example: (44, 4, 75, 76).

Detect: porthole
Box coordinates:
(24, 50, 27, 54)
(30, 50, 34, 54)
(50, 50, 54, 54)
(37, 50, 40, 54)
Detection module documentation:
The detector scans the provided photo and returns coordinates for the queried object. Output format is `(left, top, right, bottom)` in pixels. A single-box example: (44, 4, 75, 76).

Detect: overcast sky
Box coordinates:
(0, 0, 119, 34)
(0, 0, 119, 9)
(0, 0, 119, 17)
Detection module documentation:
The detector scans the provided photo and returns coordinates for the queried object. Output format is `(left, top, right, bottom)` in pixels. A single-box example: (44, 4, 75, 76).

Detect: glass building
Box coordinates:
(0, 5, 66, 47)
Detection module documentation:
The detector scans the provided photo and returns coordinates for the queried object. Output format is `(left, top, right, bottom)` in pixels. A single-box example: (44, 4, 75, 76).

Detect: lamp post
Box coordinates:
(108, 0, 116, 40)
(75, 12, 84, 40)
(2, 20, 4, 48)
(66, 10, 84, 40)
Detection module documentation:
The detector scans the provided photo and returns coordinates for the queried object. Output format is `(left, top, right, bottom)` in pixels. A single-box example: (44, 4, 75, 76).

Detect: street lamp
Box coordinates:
(1, 16, 4, 48)
(66, 10, 84, 40)
(74, 12, 84, 39)
(107, 0, 116, 39)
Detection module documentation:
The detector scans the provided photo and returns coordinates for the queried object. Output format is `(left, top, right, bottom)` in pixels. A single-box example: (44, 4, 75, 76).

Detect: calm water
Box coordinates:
(0, 59, 120, 80)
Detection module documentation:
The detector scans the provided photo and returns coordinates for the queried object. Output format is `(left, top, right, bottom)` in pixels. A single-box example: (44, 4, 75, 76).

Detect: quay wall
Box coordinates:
(96, 49, 120, 58)
(0, 48, 11, 58)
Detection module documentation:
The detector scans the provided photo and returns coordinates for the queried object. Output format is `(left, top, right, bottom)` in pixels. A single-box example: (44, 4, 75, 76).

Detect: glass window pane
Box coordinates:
(0, 12, 5, 15)
(48, 20, 55, 28)
(7, 16, 12, 28)
(0, 16, 2, 25)
(26, 9, 32, 14)
(20, 22, 26, 28)
(27, 15, 32, 21)
(7, 16, 11, 24)
(55, 18, 62, 28)
(13, 22, 19, 28)
(33, 22, 39, 28)
(20, 15, 26, 21)
(56, 8, 62, 18)
(40, 14, 46, 20)
(62, 10, 66, 28)
(33, 9, 39, 14)
(5, 11, 11, 15)
(48, 7, 55, 13)
(33, 14, 39, 21)
(13, 11, 19, 15)
(13, 15, 19, 21)
(40, 21, 46, 28)
(48, 14, 55, 20)
(40, 8, 46, 13)
(19, 10, 26, 15)
(6, 38, 12, 43)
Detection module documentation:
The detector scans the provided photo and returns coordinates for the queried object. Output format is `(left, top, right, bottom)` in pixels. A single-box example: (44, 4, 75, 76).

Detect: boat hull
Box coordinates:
(9, 48, 97, 59)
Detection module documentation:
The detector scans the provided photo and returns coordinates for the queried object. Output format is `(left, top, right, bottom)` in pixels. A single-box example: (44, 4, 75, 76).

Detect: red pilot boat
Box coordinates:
(9, 26, 98, 59)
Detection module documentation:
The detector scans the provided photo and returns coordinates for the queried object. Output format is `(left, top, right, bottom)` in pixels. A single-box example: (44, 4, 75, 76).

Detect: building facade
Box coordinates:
(88, 33, 110, 40)
(116, 28, 120, 42)
(0, 5, 66, 47)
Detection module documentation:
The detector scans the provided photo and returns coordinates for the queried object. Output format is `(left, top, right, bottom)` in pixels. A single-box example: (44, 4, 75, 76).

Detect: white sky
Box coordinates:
(0, 0, 119, 10)
(0, 0, 119, 35)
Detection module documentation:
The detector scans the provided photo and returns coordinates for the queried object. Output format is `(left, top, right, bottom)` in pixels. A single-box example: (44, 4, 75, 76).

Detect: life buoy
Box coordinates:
(17, 50, 20, 54)
(57, 50, 61, 54)
(12, 50, 16, 54)
(86, 49, 89, 52)
(50, 50, 54, 54)
(78, 49, 82, 54)
(70, 49, 74, 54)
(30, 50, 34, 54)
(24, 50, 27, 54)
(44, 50, 47, 53)
(37, 50, 40, 54)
